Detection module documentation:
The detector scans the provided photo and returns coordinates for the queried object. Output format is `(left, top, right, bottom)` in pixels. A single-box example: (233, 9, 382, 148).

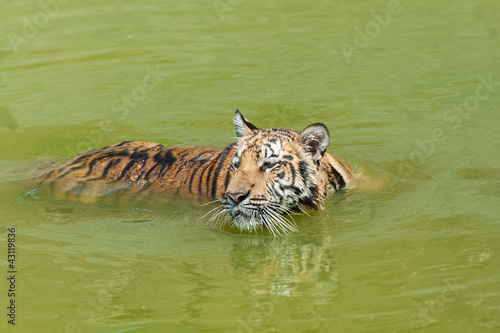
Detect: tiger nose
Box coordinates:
(227, 191, 249, 205)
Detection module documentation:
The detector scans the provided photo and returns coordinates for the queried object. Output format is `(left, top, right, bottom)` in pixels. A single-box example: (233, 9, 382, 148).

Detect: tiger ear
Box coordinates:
(299, 123, 330, 161)
(234, 110, 258, 138)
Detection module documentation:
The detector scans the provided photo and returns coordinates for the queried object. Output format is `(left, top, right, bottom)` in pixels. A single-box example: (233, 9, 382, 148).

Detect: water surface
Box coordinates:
(1, 0, 499, 332)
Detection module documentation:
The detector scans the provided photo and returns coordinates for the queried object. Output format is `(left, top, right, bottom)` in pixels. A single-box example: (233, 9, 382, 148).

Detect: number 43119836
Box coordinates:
(8, 227, 16, 269)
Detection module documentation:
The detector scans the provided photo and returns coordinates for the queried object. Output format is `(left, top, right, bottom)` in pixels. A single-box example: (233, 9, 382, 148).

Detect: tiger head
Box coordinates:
(221, 110, 335, 234)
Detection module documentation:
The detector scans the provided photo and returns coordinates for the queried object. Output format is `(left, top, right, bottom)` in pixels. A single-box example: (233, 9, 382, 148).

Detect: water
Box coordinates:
(1, 0, 500, 332)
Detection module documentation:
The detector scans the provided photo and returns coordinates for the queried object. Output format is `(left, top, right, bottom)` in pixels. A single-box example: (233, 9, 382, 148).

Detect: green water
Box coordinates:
(1, 0, 500, 332)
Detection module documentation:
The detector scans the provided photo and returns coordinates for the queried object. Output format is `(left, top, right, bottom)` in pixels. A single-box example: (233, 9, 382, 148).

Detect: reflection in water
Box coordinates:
(230, 234, 340, 301)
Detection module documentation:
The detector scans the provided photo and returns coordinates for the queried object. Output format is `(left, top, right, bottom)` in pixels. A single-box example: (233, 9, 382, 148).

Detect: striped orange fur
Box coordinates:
(41, 141, 237, 201)
(41, 111, 354, 233)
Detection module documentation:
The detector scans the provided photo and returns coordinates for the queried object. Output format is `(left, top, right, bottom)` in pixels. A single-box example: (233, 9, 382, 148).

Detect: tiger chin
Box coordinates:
(40, 110, 354, 235)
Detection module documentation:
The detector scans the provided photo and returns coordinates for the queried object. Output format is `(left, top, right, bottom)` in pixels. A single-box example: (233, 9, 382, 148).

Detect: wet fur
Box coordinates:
(40, 111, 354, 233)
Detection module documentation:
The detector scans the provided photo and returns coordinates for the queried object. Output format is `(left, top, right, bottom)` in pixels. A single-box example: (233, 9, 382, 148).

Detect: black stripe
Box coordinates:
(196, 153, 218, 194)
(157, 151, 178, 177)
(188, 162, 207, 193)
(331, 166, 346, 189)
(210, 144, 234, 198)
(223, 169, 232, 193)
(143, 163, 159, 180)
(153, 152, 168, 177)
(288, 163, 297, 184)
(299, 197, 316, 210)
(115, 159, 137, 181)
(204, 158, 219, 196)
(188, 151, 208, 162)
(280, 184, 301, 195)
(267, 129, 296, 140)
(298, 161, 309, 183)
(153, 152, 167, 167)
(84, 154, 112, 177)
(327, 164, 345, 190)
(102, 158, 120, 178)
(41, 169, 56, 181)
(141, 151, 168, 180)
(64, 151, 94, 167)
(172, 148, 191, 157)
(140, 153, 149, 170)
(84, 157, 99, 177)
(164, 151, 177, 165)
(194, 164, 210, 195)
(55, 163, 86, 180)
(242, 114, 258, 131)
(268, 182, 282, 200)
(174, 150, 212, 183)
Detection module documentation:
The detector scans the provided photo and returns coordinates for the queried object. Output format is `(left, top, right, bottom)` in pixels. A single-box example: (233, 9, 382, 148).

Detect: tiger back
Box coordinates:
(40, 141, 237, 203)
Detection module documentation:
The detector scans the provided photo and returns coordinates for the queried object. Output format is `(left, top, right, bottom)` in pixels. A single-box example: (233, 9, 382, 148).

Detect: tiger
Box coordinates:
(40, 110, 355, 234)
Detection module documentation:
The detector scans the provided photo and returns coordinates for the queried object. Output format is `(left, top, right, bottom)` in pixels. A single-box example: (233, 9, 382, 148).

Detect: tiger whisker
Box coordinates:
(262, 212, 277, 236)
(218, 214, 231, 230)
(296, 205, 311, 217)
(263, 206, 296, 235)
(267, 202, 291, 214)
(271, 210, 297, 234)
(198, 205, 223, 221)
(282, 212, 298, 229)
(311, 197, 322, 210)
(266, 203, 298, 229)
(200, 198, 224, 206)
(208, 207, 227, 227)
(216, 210, 231, 230)
(208, 210, 223, 226)
(209, 198, 304, 235)
(273, 208, 298, 232)
(213, 209, 228, 222)
(262, 209, 279, 236)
